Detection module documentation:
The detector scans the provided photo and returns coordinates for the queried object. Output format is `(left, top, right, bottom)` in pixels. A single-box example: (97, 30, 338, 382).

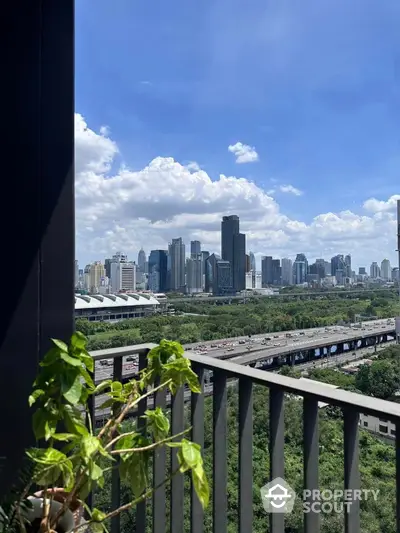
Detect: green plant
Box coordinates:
(16, 333, 209, 533)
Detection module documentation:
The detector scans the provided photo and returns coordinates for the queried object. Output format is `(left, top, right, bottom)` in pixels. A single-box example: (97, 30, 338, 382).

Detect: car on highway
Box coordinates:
(99, 360, 111, 366)
(126, 356, 135, 362)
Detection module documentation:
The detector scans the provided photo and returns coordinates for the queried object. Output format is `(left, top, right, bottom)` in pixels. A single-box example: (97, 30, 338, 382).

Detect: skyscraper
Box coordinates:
(190, 240, 201, 258)
(381, 259, 391, 280)
(370, 262, 380, 279)
(148, 250, 168, 292)
(137, 249, 146, 273)
(281, 258, 293, 285)
(249, 251, 256, 272)
(221, 215, 246, 291)
(168, 238, 186, 291)
(261, 256, 273, 286)
(345, 254, 352, 278)
(293, 254, 308, 284)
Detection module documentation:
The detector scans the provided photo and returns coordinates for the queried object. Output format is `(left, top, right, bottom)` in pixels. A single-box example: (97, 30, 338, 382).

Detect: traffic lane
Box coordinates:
(182, 318, 395, 350)
(232, 333, 394, 366)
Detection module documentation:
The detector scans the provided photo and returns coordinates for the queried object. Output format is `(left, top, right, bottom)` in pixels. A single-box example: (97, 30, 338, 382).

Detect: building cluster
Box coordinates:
(75, 214, 399, 297)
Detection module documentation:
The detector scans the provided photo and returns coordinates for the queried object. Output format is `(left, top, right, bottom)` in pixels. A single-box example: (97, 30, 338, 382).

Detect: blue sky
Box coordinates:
(75, 0, 400, 267)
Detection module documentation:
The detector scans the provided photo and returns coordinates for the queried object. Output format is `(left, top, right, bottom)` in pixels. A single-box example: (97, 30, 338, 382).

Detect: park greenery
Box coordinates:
(93, 343, 400, 533)
(78, 290, 400, 351)
(0, 335, 208, 533)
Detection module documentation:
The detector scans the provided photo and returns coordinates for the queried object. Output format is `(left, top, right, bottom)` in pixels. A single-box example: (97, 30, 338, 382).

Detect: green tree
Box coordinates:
(355, 360, 400, 399)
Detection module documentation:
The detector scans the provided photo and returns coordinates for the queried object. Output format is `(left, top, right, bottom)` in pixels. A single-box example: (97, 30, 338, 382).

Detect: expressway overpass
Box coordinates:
(92, 318, 397, 383)
(167, 287, 395, 304)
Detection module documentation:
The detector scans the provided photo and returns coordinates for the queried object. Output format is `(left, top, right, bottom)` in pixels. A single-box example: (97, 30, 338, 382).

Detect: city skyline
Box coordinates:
(76, 1, 399, 270)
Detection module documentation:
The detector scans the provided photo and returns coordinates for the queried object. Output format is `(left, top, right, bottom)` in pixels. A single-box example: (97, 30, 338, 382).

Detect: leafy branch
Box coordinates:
(23, 334, 208, 533)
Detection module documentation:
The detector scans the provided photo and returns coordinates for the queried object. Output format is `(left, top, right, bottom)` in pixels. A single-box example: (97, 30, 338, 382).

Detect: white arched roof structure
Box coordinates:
(75, 292, 160, 310)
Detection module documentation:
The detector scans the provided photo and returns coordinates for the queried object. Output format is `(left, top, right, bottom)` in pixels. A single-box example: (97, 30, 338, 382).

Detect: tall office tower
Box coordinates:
(359, 267, 366, 275)
(249, 251, 256, 272)
(137, 249, 147, 273)
(324, 261, 331, 276)
(381, 259, 391, 280)
(281, 258, 293, 285)
(221, 215, 246, 291)
(261, 256, 273, 287)
(370, 262, 380, 279)
(168, 238, 186, 291)
(245, 254, 250, 273)
(293, 254, 308, 284)
(271, 259, 282, 285)
(205, 253, 233, 295)
(112, 252, 127, 263)
(345, 254, 352, 278)
(111, 261, 136, 292)
(186, 256, 203, 293)
(148, 250, 168, 292)
(331, 254, 345, 280)
(201, 251, 210, 289)
(190, 240, 201, 258)
(104, 258, 112, 279)
(315, 258, 326, 279)
(88, 261, 105, 293)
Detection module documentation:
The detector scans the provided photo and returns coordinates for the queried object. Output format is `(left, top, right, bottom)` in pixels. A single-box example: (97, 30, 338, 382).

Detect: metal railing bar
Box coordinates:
(238, 377, 253, 533)
(170, 386, 185, 533)
(110, 356, 123, 533)
(213, 370, 228, 533)
(343, 407, 360, 533)
(303, 396, 320, 533)
(152, 381, 167, 533)
(136, 350, 149, 533)
(191, 364, 205, 533)
(269, 387, 285, 533)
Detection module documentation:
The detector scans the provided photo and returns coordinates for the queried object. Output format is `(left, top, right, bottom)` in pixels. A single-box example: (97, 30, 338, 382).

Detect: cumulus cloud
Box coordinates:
(363, 195, 400, 214)
(279, 184, 303, 196)
(228, 142, 259, 164)
(75, 113, 398, 268)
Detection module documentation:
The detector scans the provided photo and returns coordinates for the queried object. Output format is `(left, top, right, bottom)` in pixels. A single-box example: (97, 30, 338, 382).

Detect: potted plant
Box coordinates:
(0, 333, 209, 533)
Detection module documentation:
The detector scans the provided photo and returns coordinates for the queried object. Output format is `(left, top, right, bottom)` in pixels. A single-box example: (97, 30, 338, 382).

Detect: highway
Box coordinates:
(167, 287, 395, 304)
(93, 317, 397, 382)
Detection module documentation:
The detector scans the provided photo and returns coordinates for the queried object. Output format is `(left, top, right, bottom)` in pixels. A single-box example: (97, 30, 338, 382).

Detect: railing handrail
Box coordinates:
(89, 343, 400, 423)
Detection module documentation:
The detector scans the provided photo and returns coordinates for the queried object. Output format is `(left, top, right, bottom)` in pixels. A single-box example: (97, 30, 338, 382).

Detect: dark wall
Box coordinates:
(1, 0, 74, 496)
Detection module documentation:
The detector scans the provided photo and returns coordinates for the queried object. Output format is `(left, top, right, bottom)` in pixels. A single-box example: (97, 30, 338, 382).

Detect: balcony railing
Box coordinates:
(88, 344, 400, 533)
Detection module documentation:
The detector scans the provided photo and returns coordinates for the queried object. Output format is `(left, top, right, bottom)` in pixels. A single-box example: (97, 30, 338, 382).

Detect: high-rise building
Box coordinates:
(74, 260, 79, 287)
(272, 259, 281, 285)
(261, 256, 273, 286)
(190, 240, 201, 258)
(88, 261, 105, 292)
(205, 254, 233, 295)
(104, 258, 112, 279)
(168, 238, 186, 291)
(381, 259, 391, 280)
(345, 254, 352, 278)
(221, 215, 246, 292)
(201, 251, 210, 290)
(111, 261, 136, 292)
(137, 249, 147, 273)
(281, 258, 293, 285)
(293, 254, 308, 284)
(186, 256, 203, 293)
(249, 251, 256, 272)
(148, 250, 168, 292)
(359, 267, 366, 275)
(331, 254, 345, 280)
(370, 262, 380, 279)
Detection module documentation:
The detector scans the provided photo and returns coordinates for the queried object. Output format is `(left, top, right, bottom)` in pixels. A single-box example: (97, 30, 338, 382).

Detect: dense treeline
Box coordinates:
(79, 292, 400, 351)
(94, 347, 400, 532)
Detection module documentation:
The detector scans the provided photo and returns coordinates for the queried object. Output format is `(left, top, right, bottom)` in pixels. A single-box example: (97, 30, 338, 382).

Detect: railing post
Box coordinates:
(269, 387, 285, 533)
(191, 365, 205, 533)
(153, 378, 167, 533)
(170, 386, 185, 533)
(303, 396, 320, 533)
(343, 407, 360, 533)
(213, 370, 228, 533)
(239, 377, 253, 533)
(111, 356, 123, 533)
(136, 350, 149, 533)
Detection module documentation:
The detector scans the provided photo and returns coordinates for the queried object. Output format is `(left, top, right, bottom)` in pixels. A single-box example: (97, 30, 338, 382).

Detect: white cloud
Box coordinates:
(363, 195, 400, 214)
(228, 142, 259, 164)
(75, 113, 398, 268)
(279, 184, 303, 196)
